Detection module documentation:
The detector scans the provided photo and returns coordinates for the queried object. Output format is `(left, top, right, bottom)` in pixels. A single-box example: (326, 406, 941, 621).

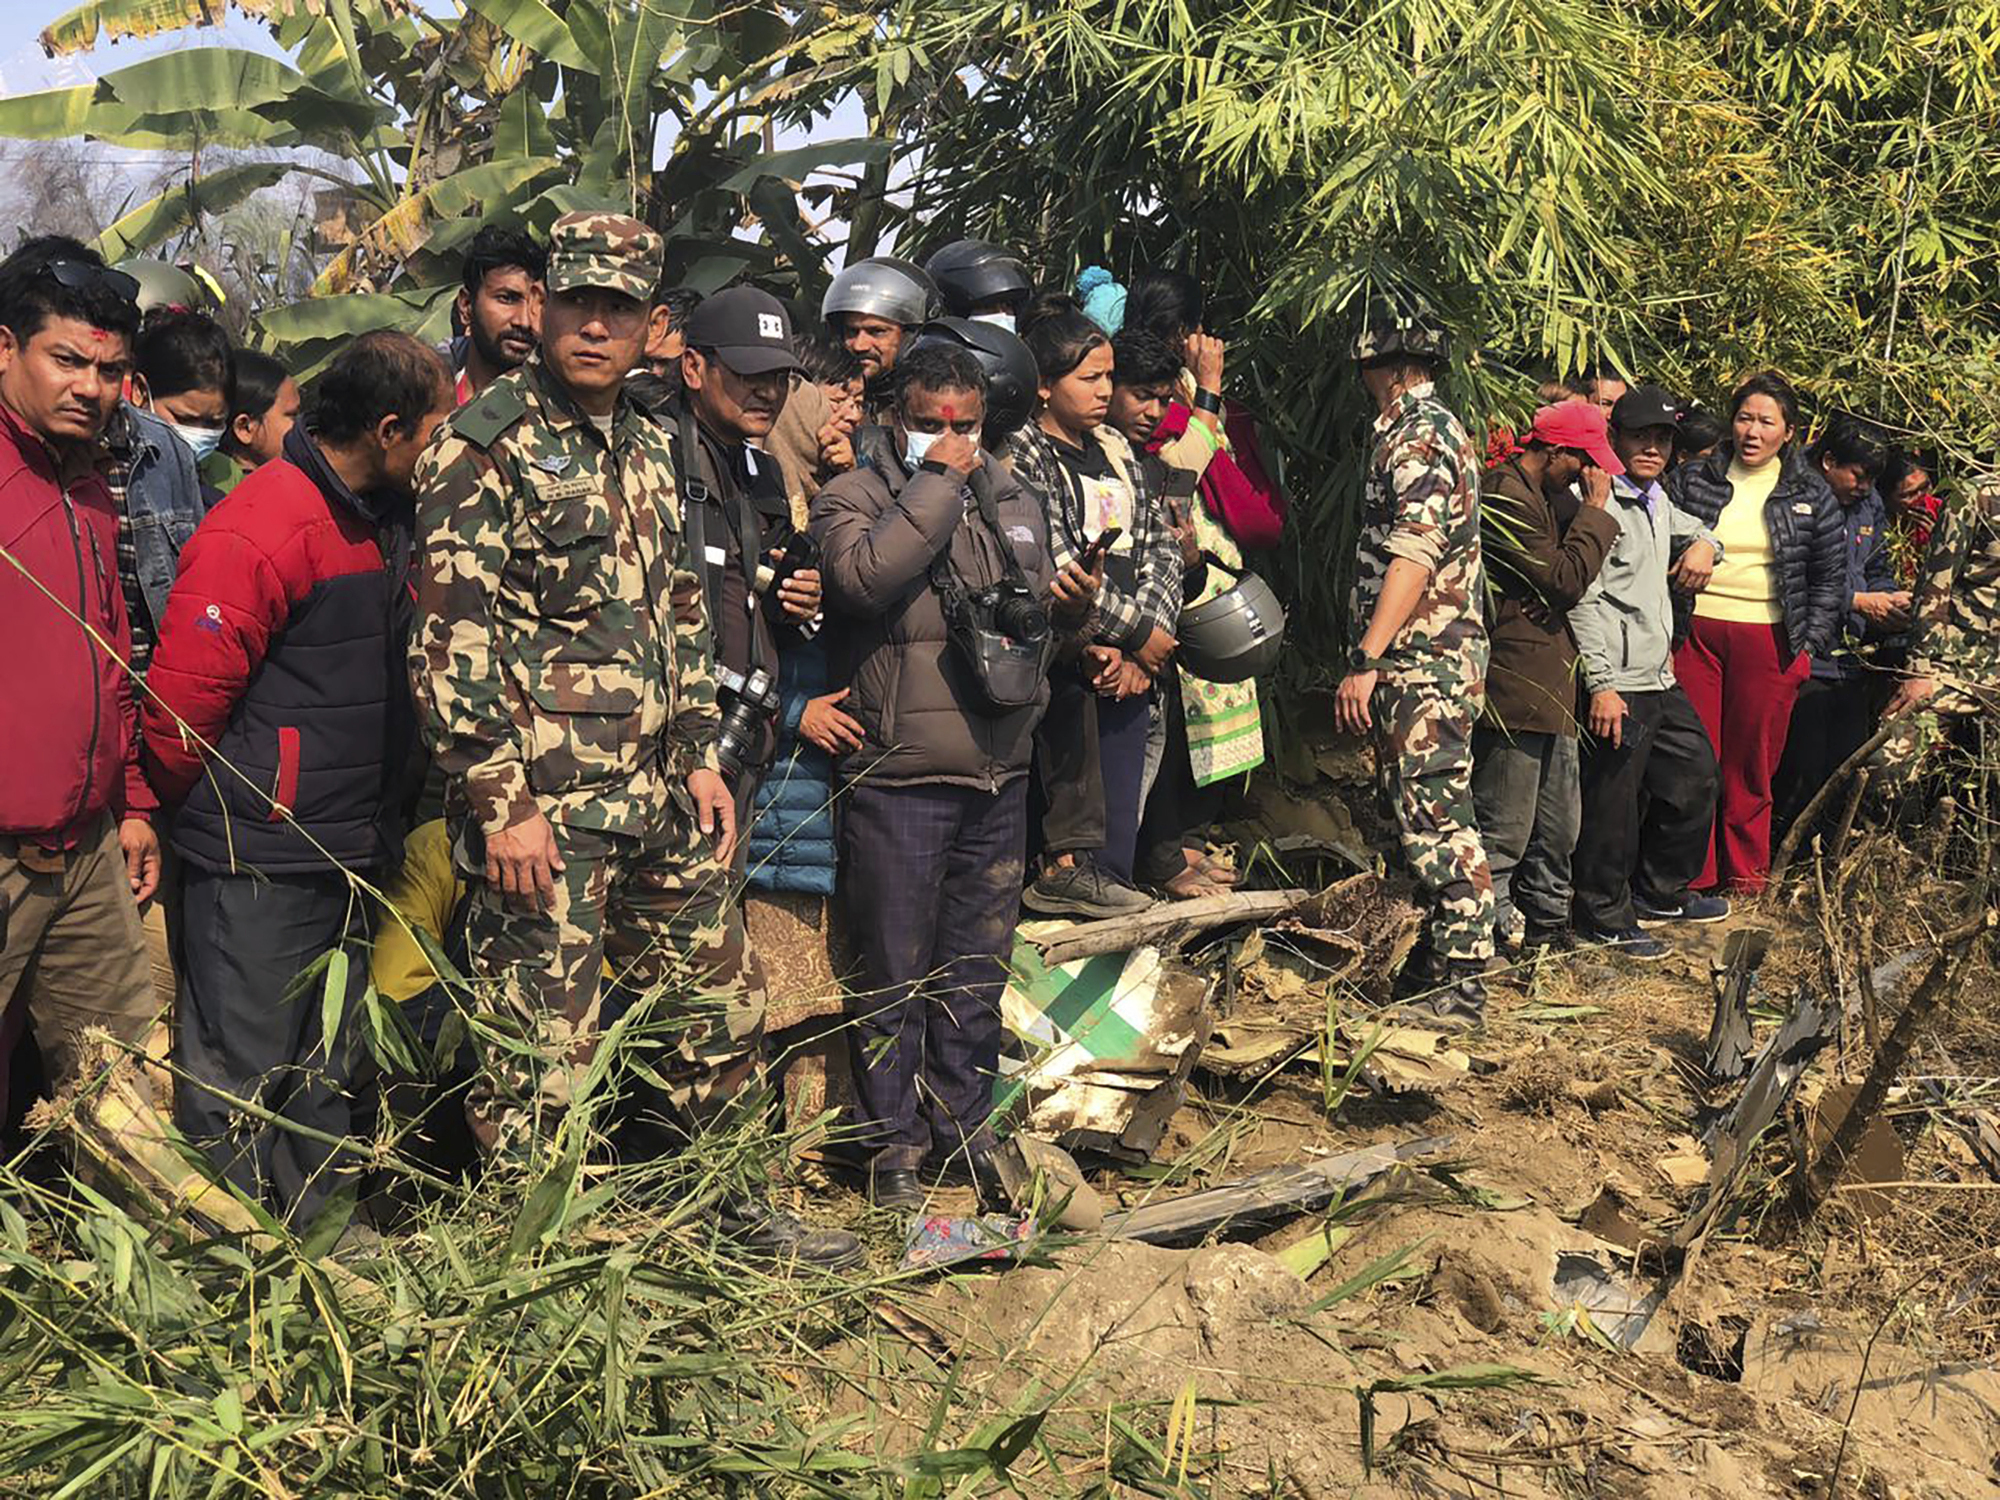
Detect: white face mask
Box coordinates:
(903, 427, 941, 470)
(167, 421, 225, 464)
(971, 311, 1018, 336)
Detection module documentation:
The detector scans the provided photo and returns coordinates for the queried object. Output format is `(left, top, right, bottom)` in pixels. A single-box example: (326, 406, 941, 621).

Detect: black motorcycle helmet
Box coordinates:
(924, 239, 1035, 321)
(905, 317, 1039, 446)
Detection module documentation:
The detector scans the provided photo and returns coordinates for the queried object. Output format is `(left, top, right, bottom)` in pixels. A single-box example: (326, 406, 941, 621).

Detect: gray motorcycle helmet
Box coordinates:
(1177, 560, 1286, 683)
(822, 255, 941, 329)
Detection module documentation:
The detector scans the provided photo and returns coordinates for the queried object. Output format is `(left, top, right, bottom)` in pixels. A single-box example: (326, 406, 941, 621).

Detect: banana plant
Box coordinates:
(14, 0, 893, 364)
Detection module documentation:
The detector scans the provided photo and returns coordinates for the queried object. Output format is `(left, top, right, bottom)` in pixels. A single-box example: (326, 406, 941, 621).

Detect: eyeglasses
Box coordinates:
(41, 260, 141, 305)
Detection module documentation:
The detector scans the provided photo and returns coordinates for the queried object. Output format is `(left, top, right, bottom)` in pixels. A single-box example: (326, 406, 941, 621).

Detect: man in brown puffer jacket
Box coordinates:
(812, 341, 1098, 1211)
(1472, 402, 1622, 953)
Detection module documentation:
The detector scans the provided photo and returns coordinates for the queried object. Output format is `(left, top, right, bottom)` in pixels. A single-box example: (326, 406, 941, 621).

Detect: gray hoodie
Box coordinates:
(1568, 473, 1723, 695)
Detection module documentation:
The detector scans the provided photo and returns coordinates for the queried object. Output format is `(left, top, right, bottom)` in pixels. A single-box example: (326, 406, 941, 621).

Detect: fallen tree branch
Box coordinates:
(1770, 721, 1897, 886)
(1029, 888, 1310, 967)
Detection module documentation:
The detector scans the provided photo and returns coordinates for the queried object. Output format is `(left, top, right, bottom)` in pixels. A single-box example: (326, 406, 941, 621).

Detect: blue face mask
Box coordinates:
(166, 420, 224, 464)
(903, 427, 941, 471)
(971, 311, 1018, 336)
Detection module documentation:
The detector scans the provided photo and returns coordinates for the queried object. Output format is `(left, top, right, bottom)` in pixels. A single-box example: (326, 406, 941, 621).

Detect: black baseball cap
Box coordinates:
(1611, 383, 1681, 433)
(682, 286, 800, 375)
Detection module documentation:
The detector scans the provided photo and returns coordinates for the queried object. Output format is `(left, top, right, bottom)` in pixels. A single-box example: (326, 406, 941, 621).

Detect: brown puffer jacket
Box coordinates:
(1479, 456, 1621, 737)
(812, 431, 1057, 791)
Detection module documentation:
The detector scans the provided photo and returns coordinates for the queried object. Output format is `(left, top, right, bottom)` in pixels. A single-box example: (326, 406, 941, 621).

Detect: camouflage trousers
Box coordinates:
(462, 815, 767, 1160)
(1868, 687, 1991, 788)
(1372, 674, 1497, 964)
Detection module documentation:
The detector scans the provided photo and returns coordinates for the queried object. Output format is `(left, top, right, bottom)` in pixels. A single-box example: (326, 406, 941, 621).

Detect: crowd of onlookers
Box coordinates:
(1474, 368, 1941, 964)
(0, 218, 1967, 1252)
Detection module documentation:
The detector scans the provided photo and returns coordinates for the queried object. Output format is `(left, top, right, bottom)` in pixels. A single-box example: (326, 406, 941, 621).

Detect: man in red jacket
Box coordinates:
(0, 236, 159, 1119)
(143, 331, 451, 1225)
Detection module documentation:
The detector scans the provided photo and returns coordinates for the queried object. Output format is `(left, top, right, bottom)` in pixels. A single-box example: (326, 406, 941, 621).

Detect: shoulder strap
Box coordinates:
(452, 384, 527, 449)
(965, 461, 1035, 593)
(666, 401, 724, 632)
(670, 400, 779, 678)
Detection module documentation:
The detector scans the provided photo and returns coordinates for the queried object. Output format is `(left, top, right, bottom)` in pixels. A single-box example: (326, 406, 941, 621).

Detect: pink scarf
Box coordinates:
(1149, 398, 1286, 550)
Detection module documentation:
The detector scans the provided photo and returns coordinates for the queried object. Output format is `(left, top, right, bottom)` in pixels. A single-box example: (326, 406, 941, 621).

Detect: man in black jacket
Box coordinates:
(646, 287, 821, 841)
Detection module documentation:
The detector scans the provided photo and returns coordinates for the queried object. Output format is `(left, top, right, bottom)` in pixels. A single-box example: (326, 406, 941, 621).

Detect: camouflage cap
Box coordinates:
(546, 211, 662, 300)
(1351, 290, 1450, 365)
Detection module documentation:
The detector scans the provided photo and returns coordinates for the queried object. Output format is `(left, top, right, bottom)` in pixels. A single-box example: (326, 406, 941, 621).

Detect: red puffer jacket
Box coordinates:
(142, 425, 417, 876)
(0, 402, 152, 843)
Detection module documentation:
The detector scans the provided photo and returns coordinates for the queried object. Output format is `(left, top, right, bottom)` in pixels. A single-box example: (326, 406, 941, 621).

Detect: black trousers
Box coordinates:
(1772, 675, 1876, 842)
(1137, 673, 1224, 887)
(1035, 668, 1105, 858)
(175, 867, 370, 1228)
(840, 778, 1027, 1172)
(1573, 685, 1718, 932)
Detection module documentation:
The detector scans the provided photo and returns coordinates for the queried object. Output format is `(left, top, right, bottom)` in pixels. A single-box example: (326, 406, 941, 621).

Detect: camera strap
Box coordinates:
(671, 400, 774, 682)
(922, 459, 1054, 715)
(925, 462, 1034, 609)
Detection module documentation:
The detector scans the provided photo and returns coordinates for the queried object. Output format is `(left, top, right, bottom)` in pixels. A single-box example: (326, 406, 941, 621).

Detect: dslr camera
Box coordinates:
(714, 664, 780, 782)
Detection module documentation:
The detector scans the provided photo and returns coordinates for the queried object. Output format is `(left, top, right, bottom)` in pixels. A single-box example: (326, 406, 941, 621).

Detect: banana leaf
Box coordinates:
(465, 0, 590, 69)
(91, 161, 295, 261)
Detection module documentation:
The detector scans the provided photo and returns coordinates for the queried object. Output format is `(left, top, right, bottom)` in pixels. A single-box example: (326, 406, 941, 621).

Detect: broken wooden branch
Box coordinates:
(1770, 722, 1897, 885)
(1100, 1134, 1451, 1246)
(1030, 888, 1310, 967)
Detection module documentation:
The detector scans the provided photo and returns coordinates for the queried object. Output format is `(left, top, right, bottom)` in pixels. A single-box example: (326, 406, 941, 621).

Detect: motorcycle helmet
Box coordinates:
(925, 239, 1034, 320)
(1177, 559, 1287, 682)
(822, 255, 941, 329)
(905, 316, 1039, 445)
(112, 258, 207, 315)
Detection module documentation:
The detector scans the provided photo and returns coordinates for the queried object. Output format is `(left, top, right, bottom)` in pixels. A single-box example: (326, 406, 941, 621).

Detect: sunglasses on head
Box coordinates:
(41, 259, 141, 305)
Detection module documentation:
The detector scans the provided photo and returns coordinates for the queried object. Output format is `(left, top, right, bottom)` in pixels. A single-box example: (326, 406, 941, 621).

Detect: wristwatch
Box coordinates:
(1194, 388, 1224, 415)
(1348, 647, 1388, 672)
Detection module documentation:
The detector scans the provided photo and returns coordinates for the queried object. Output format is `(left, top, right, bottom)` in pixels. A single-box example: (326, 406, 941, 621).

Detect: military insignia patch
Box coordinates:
(535, 476, 596, 502)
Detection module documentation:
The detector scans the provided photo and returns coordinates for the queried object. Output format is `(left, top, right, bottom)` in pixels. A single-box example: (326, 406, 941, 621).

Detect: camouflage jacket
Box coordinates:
(411, 355, 720, 841)
(1353, 382, 1488, 684)
(1906, 474, 2000, 690)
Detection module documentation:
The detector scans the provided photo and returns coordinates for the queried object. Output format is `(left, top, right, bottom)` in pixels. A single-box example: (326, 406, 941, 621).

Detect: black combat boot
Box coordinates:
(718, 1194, 865, 1272)
(1390, 953, 1487, 1032)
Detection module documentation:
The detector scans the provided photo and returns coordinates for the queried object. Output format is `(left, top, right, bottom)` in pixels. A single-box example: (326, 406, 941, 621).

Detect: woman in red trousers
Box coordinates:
(1665, 372, 1844, 895)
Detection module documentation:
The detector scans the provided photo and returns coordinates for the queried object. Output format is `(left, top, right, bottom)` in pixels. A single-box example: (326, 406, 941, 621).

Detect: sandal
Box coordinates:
(1160, 865, 1226, 901)
(1188, 850, 1241, 887)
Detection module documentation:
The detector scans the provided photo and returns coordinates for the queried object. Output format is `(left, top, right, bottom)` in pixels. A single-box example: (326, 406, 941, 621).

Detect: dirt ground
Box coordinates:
(825, 827, 2000, 1496)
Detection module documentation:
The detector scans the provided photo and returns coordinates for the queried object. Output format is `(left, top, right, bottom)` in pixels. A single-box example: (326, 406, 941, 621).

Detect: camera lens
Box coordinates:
(994, 592, 1050, 643)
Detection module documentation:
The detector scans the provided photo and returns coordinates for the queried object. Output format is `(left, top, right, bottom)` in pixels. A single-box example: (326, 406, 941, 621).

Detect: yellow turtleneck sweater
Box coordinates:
(1694, 457, 1784, 624)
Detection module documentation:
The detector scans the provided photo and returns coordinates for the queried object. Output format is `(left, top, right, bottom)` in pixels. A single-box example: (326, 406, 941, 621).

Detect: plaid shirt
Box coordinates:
(1003, 423, 1183, 649)
(97, 404, 154, 678)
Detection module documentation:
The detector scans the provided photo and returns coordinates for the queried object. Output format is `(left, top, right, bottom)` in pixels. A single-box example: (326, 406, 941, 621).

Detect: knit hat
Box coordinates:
(1076, 266, 1127, 336)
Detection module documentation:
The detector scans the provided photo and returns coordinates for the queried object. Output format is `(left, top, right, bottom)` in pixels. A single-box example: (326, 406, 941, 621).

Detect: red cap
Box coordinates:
(1530, 402, 1625, 476)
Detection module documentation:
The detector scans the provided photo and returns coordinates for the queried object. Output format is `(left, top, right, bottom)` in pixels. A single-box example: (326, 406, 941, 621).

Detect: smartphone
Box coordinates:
(1083, 525, 1122, 562)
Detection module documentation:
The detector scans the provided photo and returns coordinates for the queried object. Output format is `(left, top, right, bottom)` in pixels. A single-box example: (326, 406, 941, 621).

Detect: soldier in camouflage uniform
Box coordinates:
(1873, 474, 2000, 782)
(412, 212, 858, 1269)
(1335, 294, 1496, 1027)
